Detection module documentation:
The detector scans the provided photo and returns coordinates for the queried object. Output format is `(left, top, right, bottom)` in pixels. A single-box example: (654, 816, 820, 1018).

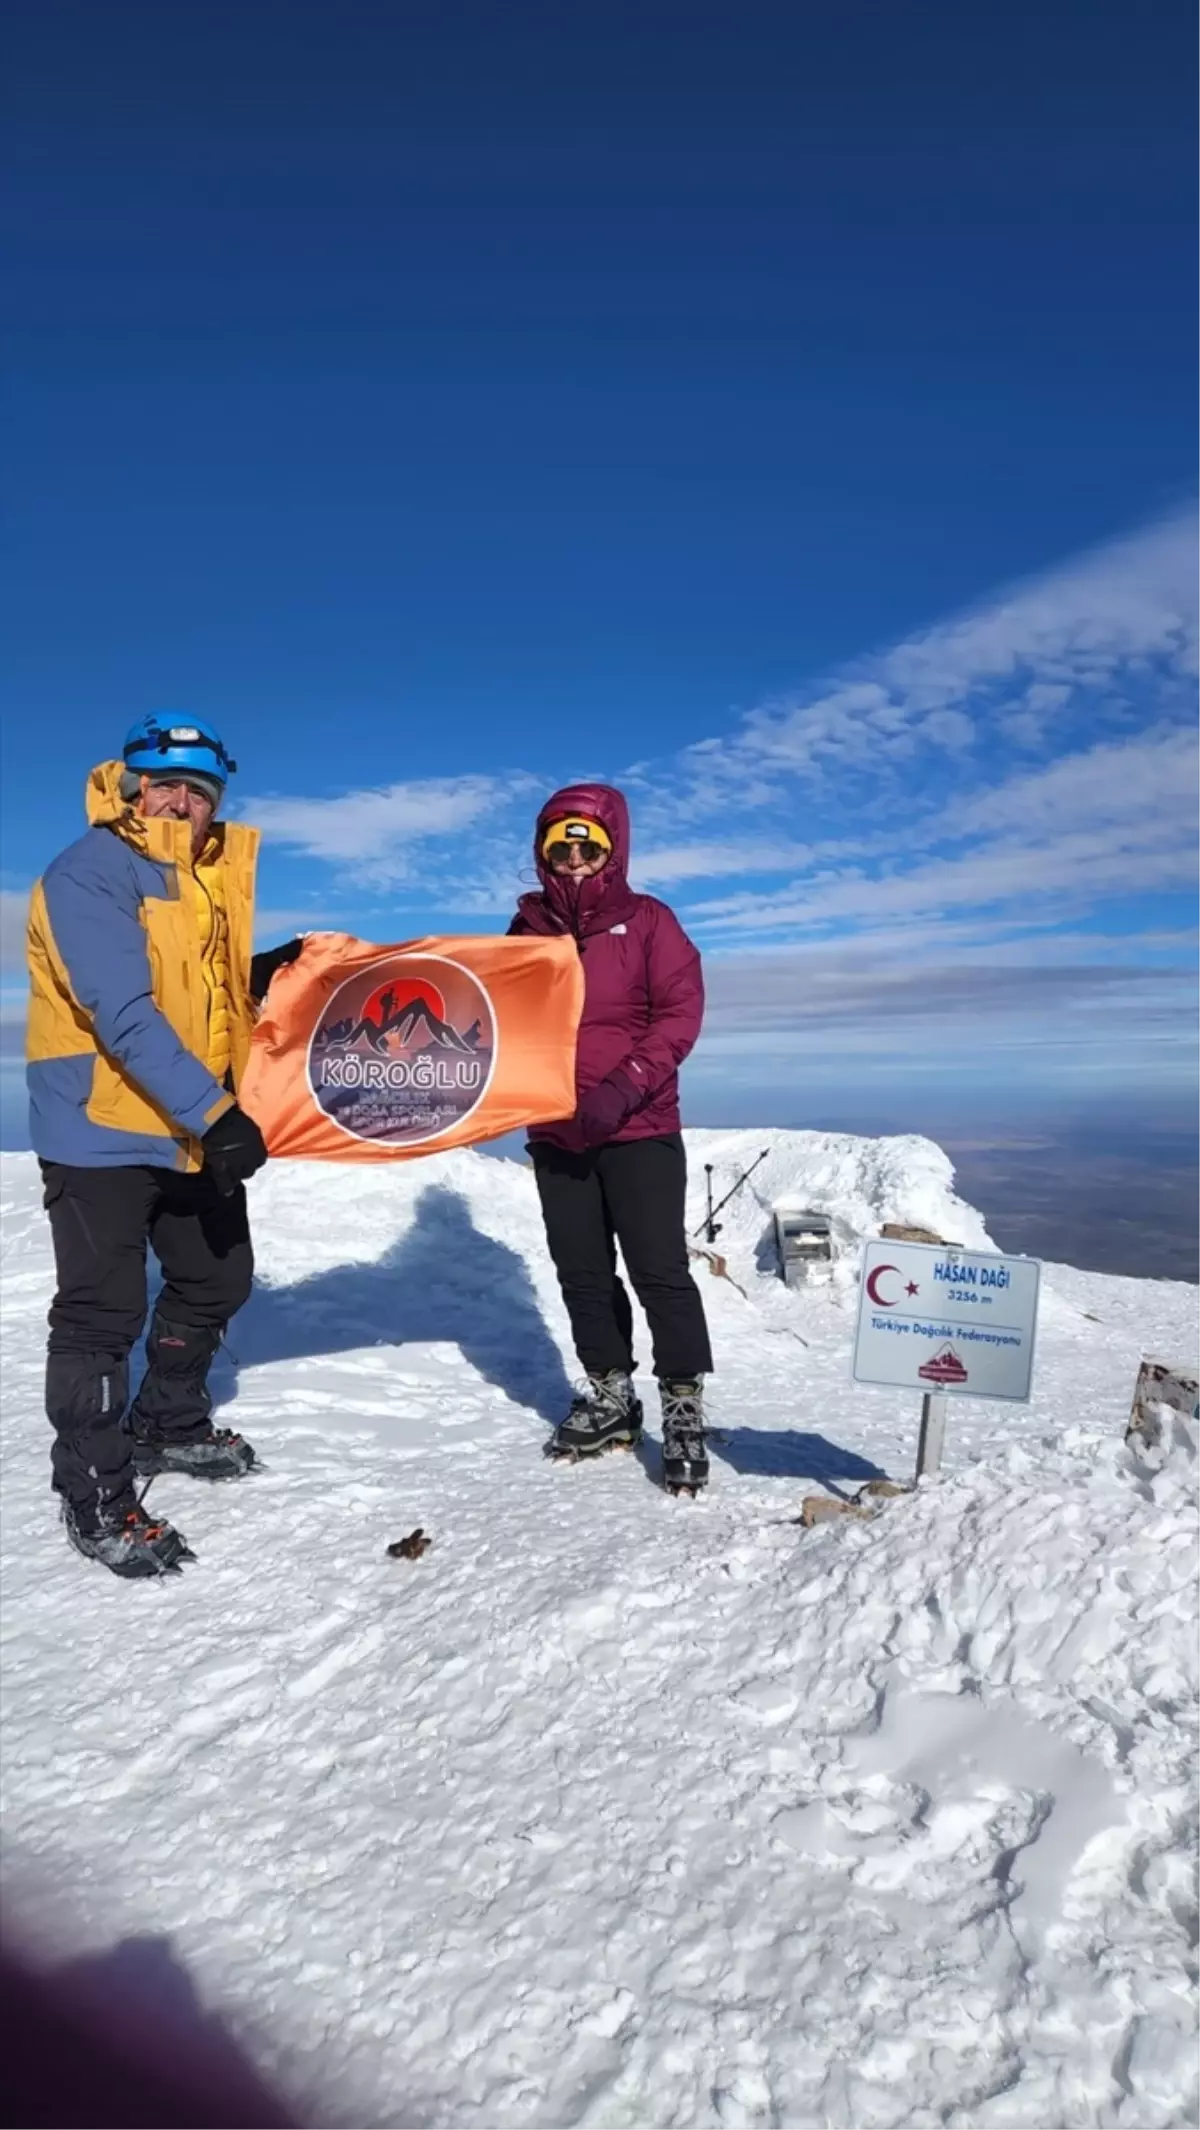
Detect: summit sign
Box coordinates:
(853, 1239, 1041, 1403)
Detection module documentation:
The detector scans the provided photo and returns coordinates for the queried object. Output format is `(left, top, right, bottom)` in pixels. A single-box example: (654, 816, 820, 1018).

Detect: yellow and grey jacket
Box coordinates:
(26, 761, 260, 1170)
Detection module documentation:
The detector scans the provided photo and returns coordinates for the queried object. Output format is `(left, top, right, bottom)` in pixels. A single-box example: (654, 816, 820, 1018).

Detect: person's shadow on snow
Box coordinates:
(219, 1184, 574, 1425)
(59, 1932, 210, 2030)
(6, 1931, 296, 2126)
(708, 1427, 888, 1497)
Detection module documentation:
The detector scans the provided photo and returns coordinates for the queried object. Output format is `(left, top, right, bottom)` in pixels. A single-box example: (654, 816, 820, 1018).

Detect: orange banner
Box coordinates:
(240, 933, 583, 1160)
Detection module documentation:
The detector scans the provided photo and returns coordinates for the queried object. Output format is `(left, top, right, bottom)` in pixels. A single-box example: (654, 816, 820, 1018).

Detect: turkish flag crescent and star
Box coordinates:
(239, 932, 585, 1161)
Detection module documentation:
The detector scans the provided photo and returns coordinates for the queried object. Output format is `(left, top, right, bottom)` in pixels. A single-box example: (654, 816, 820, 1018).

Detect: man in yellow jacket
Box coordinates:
(26, 715, 299, 1578)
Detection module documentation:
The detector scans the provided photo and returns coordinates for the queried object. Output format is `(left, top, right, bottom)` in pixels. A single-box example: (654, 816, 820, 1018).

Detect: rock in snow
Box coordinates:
(1, 1131, 1196, 2129)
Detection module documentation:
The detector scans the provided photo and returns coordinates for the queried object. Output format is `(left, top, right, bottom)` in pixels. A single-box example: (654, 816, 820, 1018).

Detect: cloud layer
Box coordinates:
(234, 507, 1198, 1091)
(0, 889, 30, 977)
(5, 512, 1195, 1110)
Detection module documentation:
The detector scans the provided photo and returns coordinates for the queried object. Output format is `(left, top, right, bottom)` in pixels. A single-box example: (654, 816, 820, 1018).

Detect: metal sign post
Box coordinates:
(915, 1392, 948, 1478)
(853, 1238, 1041, 1482)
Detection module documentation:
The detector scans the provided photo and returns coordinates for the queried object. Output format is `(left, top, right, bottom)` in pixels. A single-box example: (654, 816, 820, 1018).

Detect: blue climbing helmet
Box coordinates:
(121, 713, 237, 788)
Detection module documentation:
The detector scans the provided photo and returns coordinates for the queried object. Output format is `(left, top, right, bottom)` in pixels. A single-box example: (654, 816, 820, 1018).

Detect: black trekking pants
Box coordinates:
(40, 1162, 254, 1513)
(532, 1133, 713, 1381)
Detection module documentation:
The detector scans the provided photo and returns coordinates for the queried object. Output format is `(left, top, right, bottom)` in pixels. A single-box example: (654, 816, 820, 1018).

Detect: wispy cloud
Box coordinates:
(701, 932, 1195, 1036)
(226, 508, 1197, 1094)
(711, 506, 1197, 791)
(684, 730, 1198, 936)
(0, 988, 29, 1065)
(945, 725, 1196, 839)
(631, 838, 855, 888)
(0, 889, 30, 976)
(690, 929, 1197, 1103)
(253, 906, 340, 945)
(237, 509, 1197, 902)
(242, 774, 539, 888)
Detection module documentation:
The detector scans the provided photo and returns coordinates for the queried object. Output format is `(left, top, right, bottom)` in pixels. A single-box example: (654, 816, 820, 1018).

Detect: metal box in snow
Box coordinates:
(774, 1209, 833, 1284)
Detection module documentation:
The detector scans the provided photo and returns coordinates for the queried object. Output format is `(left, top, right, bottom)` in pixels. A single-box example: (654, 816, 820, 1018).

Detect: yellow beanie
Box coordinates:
(541, 816, 613, 860)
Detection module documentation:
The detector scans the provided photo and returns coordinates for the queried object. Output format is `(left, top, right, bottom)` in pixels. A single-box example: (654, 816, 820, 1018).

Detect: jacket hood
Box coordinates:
(534, 783, 631, 882)
(529, 783, 638, 936)
(85, 760, 136, 828)
(83, 759, 234, 868)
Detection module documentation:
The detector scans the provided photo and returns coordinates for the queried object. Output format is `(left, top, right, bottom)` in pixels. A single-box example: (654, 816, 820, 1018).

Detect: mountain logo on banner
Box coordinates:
(307, 953, 496, 1147)
(918, 1344, 970, 1387)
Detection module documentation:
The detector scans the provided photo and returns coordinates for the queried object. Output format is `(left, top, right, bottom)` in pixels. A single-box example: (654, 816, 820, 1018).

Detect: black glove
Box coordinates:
(575, 1069, 641, 1147)
(250, 936, 304, 1003)
(202, 1104, 268, 1195)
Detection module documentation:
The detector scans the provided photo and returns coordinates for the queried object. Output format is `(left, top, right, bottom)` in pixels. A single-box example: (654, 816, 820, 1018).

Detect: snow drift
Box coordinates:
(1, 1130, 1196, 2129)
(684, 1124, 994, 1277)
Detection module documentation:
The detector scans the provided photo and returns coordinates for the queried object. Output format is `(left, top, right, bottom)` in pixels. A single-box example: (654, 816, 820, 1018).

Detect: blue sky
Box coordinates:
(3, 0, 1197, 1140)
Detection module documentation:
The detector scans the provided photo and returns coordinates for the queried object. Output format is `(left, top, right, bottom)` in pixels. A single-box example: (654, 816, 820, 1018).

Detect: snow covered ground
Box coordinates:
(1, 1130, 1196, 2129)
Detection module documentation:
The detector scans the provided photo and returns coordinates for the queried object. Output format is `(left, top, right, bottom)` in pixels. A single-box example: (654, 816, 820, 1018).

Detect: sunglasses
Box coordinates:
(545, 838, 609, 868)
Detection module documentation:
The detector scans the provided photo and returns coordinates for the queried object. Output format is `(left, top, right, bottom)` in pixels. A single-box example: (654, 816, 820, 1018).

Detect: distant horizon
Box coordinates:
(3, 1072, 1194, 1284)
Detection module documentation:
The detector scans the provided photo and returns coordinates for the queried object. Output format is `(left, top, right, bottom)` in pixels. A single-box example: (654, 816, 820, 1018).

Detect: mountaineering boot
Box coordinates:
(128, 1315, 259, 1480)
(62, 1497, 195, 1578)
(660, 1378, 708, 1496)
(547, 1371, 644, 1461)
(130, 1424, 259, 1481)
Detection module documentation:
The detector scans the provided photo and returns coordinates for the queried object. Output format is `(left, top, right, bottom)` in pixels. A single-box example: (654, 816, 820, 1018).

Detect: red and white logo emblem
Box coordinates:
(307, 953, 495, 1147)
(918, 1344, 969, 1387)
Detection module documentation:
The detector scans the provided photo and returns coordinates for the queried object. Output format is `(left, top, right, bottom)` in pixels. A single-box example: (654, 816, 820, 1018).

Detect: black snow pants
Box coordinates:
(40, 1162, 254, 1514)
(531, 1133, 713, 1382)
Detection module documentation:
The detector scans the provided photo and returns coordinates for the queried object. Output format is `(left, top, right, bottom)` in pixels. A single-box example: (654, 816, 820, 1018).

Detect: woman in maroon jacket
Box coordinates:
(510, 782, 713, 1492)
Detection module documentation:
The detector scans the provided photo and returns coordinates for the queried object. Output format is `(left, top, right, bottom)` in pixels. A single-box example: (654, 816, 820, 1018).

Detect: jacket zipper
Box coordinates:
(193, 865, 217, 1041)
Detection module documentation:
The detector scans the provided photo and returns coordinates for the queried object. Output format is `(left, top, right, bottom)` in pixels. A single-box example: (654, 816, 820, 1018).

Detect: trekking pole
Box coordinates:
(692, 1150, 771, 1243)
